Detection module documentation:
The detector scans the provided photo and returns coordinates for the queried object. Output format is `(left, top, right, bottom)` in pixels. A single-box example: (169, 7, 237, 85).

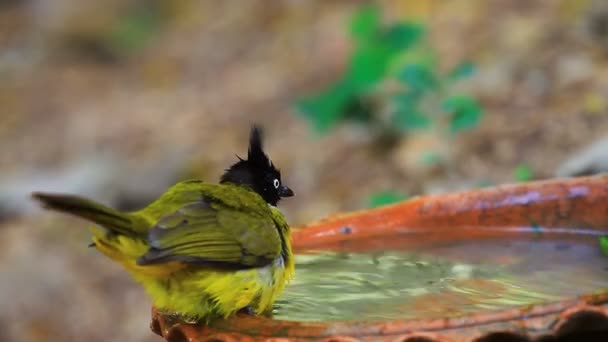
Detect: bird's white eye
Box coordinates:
(273, 179, 280, 189)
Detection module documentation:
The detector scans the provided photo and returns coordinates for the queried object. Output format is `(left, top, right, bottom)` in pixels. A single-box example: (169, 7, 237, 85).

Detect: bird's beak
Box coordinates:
(278, 185, 294, 197)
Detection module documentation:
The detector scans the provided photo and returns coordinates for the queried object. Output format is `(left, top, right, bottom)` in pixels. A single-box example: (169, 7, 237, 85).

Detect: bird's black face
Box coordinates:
(251, 162, 293, 206)
(220, 126, 294, 206)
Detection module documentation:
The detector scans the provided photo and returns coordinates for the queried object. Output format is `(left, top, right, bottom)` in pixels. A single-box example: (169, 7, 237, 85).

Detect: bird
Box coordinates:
(32, 125, 295, 322)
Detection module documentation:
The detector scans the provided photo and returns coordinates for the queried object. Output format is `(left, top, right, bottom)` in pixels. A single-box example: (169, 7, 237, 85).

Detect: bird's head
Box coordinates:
(220, 126, 294, 206)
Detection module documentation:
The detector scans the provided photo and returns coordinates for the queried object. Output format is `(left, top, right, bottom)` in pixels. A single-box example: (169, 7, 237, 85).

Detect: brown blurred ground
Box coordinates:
(2, 1, 608, 341)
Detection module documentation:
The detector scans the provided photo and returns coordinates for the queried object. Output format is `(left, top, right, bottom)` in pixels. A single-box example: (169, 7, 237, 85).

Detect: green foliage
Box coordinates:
(297, 5, 424, 134)
(448, 61, 476, 81)
(107, 3, 166, 56)
(513, 164, 534, 182)
(393, 109, 431, 130)
(442, 95, 483, 133)
(600, 237, 608, 257)
(384, 23, 425, 50)
(296, 4, 482, 139)
(297, 80, 353, 133)
(398, 64, 438, 91)
(368, 191, 409, 208)
(350, 4, 380, 41)
(296, 4, 485, 207)
(420, 151, 442, 166)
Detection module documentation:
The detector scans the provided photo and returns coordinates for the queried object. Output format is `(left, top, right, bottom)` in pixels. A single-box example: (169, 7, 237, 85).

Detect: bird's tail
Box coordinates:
(32, 192, 137, 237)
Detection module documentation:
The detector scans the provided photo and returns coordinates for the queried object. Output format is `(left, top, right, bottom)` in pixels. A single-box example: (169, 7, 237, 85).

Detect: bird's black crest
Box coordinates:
(247, 126, 272, 168)
(220, 125, 293, 206)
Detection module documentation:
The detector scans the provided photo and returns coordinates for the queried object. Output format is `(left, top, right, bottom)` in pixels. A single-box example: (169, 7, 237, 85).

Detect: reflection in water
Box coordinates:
(274, 237, 607, 321)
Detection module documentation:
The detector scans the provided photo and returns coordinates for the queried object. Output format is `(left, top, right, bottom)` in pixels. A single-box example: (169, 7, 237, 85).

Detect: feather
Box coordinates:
(248, 125, 271, 168)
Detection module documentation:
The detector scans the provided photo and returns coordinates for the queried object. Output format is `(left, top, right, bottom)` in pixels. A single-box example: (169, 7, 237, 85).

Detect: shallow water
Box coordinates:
(274, 236, 608, 321)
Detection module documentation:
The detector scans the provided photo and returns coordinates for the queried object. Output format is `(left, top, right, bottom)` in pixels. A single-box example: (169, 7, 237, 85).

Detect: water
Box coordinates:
(273, 236, 608, 321)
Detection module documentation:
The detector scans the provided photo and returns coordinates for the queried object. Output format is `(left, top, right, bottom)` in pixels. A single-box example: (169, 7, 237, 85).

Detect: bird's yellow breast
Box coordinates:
(143, 256, 290, 320)
(91, 225, 294, 320)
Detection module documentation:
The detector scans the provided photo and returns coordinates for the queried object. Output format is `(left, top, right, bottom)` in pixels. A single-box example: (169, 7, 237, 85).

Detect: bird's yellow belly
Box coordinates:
(144, 256, 288, 320)
(92, 229, 291, 320)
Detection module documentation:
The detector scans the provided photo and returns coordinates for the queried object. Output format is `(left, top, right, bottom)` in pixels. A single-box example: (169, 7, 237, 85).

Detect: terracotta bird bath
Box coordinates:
(151, 176, 608, 341)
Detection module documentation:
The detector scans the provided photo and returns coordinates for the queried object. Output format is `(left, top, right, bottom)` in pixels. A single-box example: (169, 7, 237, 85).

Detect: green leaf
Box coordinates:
(448, 61, 476, 81)
(342, 96, 375, 123)
(393, 110, 431, 130)
(350, 5, 381, 41)
(109, 6, 162, 54)
(442, 95, 483, 133)
(513, 164, 534, 182)
(368, 191, 408, 208)
(398, 63, 438, 91)
(392, 90, 430, 131)
(296, 80, 354, 134)
(420, 151, 441, 165)
(383, 22, 424, 50)
(347, 44, 394, 90)
(600, 237, 608, 257)
(393, 89, 423, 108)
(293, 5, 429, 136)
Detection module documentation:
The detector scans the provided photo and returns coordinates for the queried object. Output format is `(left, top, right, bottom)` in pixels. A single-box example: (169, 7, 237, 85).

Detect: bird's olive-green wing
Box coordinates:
(136, 198, 281, 269)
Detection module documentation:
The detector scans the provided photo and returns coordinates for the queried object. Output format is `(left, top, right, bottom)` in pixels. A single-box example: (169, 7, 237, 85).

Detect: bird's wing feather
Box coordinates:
(137, 198, 281, 269)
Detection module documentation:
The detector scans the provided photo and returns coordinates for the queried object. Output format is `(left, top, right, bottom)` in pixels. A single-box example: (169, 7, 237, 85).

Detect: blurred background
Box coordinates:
(2, 0, 608, 340)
